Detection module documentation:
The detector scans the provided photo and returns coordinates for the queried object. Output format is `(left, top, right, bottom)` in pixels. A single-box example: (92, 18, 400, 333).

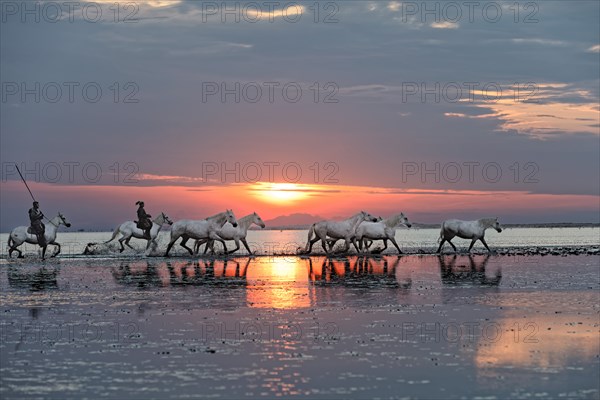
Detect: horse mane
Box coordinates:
(206, 211, 227, 221)
(478, 218, 496, 227)
(384, 213, 403, 228)
(237, 214, 255, 228)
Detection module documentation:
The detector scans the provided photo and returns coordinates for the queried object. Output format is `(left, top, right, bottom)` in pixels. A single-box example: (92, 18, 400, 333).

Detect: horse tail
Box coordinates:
(304, 223, 316, 251)
(8, 235, 14, 248)
(104, 225, 121, 243)
(437, 221, 445, 244)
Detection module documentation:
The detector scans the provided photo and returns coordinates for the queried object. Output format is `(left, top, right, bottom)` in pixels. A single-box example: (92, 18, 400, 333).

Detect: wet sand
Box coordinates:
(1, 254, 599, 399)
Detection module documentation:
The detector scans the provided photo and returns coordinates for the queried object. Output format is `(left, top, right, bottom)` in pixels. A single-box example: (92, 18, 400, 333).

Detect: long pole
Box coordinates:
(15, 164, 36, 202)
(15, 164, 50, 224)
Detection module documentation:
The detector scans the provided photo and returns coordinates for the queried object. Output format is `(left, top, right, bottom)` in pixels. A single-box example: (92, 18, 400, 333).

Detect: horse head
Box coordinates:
(252, 212, 266, 229)
(162, 212, 174, 225)
(399, 212, 412, 228)
(360, 211, 378, 222)
(58, 212, 72, 228)
(493, 217, 502, 233)
(226, 209, 238, 228)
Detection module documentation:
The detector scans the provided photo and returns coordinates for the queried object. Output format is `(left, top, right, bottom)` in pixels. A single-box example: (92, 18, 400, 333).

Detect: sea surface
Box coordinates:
(1, 227, 599, 257)
(0, 228, 599, 399)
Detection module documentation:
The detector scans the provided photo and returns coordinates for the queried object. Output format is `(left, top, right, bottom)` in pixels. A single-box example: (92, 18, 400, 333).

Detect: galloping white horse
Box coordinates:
(8, 213, 72, 259)
(164, 210, 238, 257)
(105, 212, 173, 252)
(303, 211, 378, 254)
(355, 212, 412, 254)
(194, 212, 266, 255)
(437, 218, 503, 253)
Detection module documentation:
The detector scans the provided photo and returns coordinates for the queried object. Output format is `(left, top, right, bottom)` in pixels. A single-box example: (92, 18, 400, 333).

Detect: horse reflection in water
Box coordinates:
(7, 266, 59, 291)
(307, 256, 412, 289)
(438, 255, 502, 286)
(112, 259, 251, 288)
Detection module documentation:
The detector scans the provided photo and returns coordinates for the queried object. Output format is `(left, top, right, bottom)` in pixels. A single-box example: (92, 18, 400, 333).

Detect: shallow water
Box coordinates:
(1, 227, 599, 257)
(1, 254, 599, 399)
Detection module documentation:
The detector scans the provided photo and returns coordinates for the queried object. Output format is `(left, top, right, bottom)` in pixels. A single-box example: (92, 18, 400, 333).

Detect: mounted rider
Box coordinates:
(135, 201, 152, 239)
(28, 201, 46, 247)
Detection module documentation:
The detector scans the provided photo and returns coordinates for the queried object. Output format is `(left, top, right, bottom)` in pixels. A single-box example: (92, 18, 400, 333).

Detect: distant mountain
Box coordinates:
(263, 213, 324, 229)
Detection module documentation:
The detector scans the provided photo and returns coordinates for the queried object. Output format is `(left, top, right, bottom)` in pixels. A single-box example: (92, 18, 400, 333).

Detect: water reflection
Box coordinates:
(438, 255, 502, 286)
(307, 256, 412, 289)
(112, 259, 251, 287)
(475, 307, 600, 374)
(7, 266, 59, 291)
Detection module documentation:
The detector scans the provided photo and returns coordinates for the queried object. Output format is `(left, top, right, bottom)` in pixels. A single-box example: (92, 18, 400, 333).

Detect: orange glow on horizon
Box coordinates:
(251, 182, 310, 204)
(2, 180, 598, 228)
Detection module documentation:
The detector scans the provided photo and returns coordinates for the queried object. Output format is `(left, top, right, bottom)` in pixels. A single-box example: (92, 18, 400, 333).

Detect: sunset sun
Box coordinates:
(252, 182, 309, 204)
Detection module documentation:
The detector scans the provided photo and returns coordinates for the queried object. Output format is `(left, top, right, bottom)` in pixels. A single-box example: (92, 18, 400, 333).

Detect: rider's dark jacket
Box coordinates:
(29, 207, 45, 233)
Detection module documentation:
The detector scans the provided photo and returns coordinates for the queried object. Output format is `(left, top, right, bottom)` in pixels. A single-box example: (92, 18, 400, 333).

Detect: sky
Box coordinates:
(1, 0, 599, 231)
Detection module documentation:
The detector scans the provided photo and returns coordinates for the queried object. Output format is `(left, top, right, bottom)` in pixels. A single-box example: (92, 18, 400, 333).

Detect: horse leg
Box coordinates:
(125, 238, 135, 250)
(480, 237, 492, 253)
(390, 237, 403, 254)
(51, 242, 61, 257)
(41, 245, 47, 260)
(9, 243, 23, 258)
(194, 239, 206, 255)
(436, 239, 446, 253)
(241, 238, 253, 255)
(468, 239, 477, 252)
(352, 237, 360, 253)
(372, 240, 387, 254)
(179, 236, 194, 255)
(226, 239, 240, 255)
(219, 239, 228, 254)
(165, 238, 177, 257)
(341, 238, 352, 253)
(448, 239, 457, 252)
(306, 237, 319, 253)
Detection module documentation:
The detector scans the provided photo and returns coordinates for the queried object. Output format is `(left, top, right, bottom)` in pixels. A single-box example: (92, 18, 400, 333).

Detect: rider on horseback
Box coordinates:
(135, 201, 152, 239)
(28, 201, 46, 247)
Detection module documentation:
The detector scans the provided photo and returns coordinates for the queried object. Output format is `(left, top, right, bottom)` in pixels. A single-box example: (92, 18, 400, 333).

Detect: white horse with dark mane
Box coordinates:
(105, 212, 173, 252)
(194, 212, 266, 255)
(164, 210, 238, 257)
(355, 212, 412, 254)
(8, 213, 72, 259)
(303, 211, 378, 254)
(437, 218, 503, 253)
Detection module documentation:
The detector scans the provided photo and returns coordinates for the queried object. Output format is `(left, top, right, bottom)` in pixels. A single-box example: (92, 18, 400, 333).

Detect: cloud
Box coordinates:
(511, 38, 568, 46)
(430, 21, 459, 29)
(387, 1, 401, 12)
(587, 44, 600, 53)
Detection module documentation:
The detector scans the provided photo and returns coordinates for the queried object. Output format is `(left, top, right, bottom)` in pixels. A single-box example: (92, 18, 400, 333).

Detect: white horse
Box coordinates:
(194, 212, 266, 255)
(437, 218, 503, 253)
(8, 213, 72, 259)
(105, 212, 173, 252)
(303, 211, 378, 254)
(355, 212, 412, 254)
(164, 210, 238, 257)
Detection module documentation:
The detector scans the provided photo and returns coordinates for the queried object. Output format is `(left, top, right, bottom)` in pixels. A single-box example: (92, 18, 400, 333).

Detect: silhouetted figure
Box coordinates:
(28, 201, 46, 247)
(135, 201, 152, 240)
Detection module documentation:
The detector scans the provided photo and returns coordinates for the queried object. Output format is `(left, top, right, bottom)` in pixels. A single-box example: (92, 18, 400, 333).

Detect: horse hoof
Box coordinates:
(18, 255, 24, 259)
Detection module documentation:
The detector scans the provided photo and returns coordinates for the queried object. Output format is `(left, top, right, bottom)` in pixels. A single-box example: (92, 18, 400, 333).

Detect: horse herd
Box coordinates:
(6, 209, 503, 259)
